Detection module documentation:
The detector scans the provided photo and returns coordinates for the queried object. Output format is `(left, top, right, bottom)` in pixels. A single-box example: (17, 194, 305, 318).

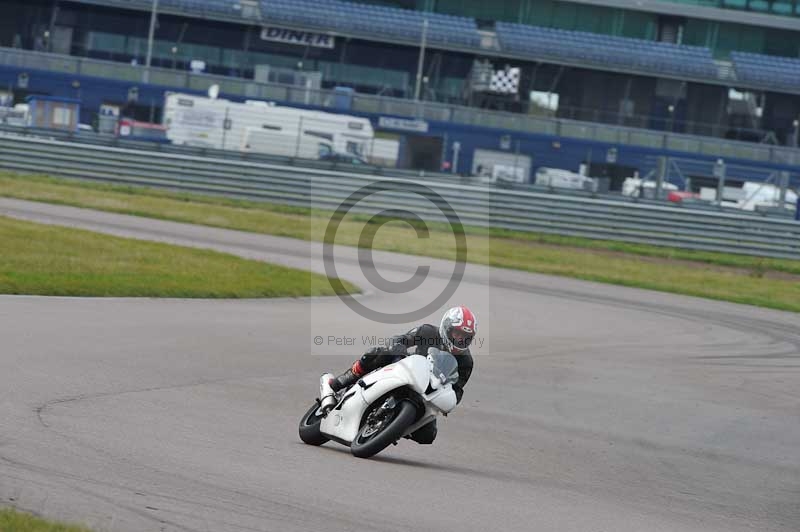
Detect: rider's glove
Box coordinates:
(364, 346, 385, 357)
(387, 341, 408, 358)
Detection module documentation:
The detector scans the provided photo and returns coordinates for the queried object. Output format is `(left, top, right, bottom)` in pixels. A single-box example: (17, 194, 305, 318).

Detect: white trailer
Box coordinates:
(162, 92, 374, 161)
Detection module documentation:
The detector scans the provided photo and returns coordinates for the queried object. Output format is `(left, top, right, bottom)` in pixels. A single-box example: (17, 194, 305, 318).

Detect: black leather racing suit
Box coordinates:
(357, 323, 474, 444)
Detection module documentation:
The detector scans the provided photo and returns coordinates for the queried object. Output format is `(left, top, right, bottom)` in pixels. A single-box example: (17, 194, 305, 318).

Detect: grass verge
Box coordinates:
(0, 215, 355, 298)
(0, 508, 93, 532)
(0, 172, 798, 311)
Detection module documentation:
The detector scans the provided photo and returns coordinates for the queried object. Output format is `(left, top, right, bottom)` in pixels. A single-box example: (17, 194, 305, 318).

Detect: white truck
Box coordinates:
(622, 177, 679, 198)
(535, 167, 598, 191)
(162, 92, 374, 162)
(737, 182, 798, 212)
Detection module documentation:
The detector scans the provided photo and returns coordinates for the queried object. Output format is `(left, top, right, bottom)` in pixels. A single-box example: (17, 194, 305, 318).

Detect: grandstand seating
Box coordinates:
(731, 52, 800, 92)
(260, 0, 480, 48)
(66, 0, 800, 95)
(496, 22, 717, 79)
(65, 0, 251, 20)
(69, 0, 719, 83)
(159, 0, 245, 16)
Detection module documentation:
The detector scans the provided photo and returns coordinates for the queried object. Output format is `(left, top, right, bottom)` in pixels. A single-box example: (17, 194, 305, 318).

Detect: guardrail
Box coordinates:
(0, 134, 798, 259)
(0, 124, 463, 183)
(2, 123, 798, 219)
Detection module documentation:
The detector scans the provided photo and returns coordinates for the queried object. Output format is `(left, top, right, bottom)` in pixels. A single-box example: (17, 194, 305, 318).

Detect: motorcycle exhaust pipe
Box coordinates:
(319, 373, 337, 411)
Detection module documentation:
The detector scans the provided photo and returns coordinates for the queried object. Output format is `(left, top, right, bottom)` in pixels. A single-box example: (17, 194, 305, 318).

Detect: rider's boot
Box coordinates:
(329, 361, 365, 392)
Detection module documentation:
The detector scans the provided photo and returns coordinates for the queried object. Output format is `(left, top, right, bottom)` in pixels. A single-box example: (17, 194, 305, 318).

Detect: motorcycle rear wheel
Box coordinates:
(299, 402, 330, 446)
(350, 398, 416, 458)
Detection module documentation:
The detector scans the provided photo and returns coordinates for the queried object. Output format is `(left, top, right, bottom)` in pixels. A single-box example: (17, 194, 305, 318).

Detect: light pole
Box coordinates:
(667, 104, 675, 133)
(413, 18, 428, 103)
(144, 0, 159, 83)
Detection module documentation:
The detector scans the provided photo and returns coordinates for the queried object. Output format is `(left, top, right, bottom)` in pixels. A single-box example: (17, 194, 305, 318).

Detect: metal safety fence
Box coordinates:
(0, 134, 798, 259)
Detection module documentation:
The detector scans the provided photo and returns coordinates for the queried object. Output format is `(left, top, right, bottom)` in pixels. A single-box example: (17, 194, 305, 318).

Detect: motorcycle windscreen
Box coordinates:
(428, 349, 459, 385)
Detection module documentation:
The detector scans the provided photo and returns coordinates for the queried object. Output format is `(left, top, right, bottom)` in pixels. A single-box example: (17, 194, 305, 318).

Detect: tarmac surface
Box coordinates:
(0, 197, 798, 532)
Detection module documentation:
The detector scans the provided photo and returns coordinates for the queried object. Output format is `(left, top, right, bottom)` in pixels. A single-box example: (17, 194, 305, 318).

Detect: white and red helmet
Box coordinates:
(440, 306, 477, 354)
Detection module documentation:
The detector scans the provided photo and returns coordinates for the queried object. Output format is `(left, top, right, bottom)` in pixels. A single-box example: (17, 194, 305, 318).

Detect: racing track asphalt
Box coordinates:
(0, 197, 798, 532)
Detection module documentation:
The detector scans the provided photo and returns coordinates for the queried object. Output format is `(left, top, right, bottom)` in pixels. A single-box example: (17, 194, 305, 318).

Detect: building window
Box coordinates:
(53, 107, 73, 126)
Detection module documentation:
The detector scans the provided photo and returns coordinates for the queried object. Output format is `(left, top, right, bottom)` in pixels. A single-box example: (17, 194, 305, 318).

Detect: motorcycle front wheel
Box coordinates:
(299, 402, 329, 446)
(350, 397, 416, 458)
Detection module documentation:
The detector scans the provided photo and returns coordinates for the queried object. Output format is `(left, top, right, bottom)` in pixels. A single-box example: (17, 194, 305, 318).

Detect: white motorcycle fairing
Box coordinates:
(319, 354, 456, 444)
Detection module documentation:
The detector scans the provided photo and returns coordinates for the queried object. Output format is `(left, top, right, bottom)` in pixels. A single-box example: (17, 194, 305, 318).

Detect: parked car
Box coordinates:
(319, 151, 368, 165)
(622, 177, 678, 199)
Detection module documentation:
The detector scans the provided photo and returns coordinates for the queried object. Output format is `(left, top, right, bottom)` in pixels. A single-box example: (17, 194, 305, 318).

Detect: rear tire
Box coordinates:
(299, 402, 329, 446)
(350, 399, 416, 458)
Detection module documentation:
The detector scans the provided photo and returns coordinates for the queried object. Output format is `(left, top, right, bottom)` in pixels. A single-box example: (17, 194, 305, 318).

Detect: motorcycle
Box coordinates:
(298, 348, 459, 458)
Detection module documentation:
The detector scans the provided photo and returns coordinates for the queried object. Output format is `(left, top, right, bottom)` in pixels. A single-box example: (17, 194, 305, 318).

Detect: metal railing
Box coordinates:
(0, 134, 798, 259)
(3, 123, 794, 212)
(3, 47, 800, 169)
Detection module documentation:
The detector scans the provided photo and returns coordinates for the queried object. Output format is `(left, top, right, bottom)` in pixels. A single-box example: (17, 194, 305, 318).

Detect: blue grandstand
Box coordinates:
(160, 0, 245, 16)
(496, 22, 718, 79)
(57, 0, 800, 95)
(260, 0, 481, 48)
(70, 0, 255, 19)
(732, 52, 800, 92)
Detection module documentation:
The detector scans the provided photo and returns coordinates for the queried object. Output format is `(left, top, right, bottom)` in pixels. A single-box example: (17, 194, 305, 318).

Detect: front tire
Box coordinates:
(299, 402, 329, 446)
(350, 398, 416, 458)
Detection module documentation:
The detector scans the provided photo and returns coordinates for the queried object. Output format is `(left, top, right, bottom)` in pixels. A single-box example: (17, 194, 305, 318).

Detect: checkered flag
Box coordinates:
(490, 67, 520, 95)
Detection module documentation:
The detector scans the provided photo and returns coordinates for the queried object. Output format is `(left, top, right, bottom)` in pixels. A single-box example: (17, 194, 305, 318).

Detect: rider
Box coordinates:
(328, 306, 477, 444)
